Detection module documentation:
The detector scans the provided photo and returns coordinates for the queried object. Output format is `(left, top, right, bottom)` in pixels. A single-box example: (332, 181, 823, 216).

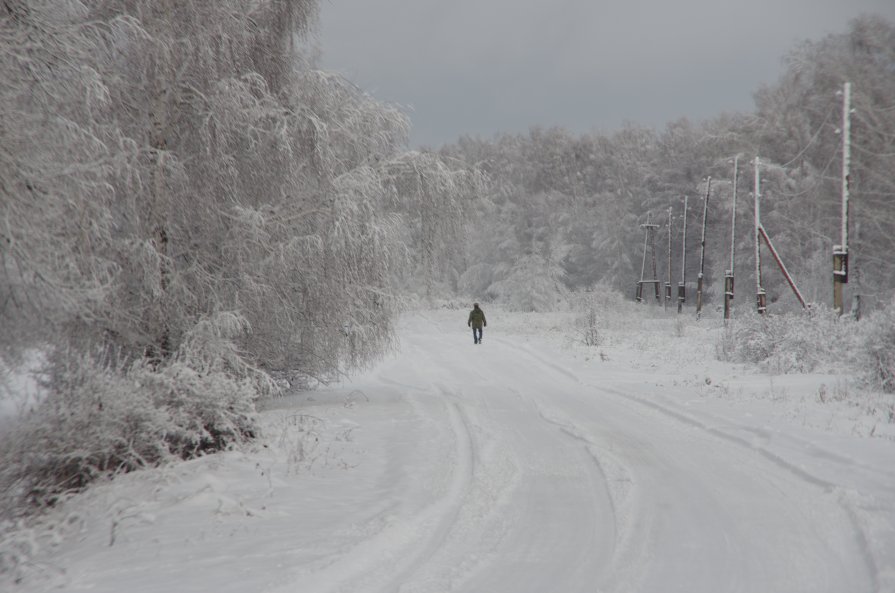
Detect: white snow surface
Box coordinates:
(5, 308, 895, 592)
(0, 351, 42, 429)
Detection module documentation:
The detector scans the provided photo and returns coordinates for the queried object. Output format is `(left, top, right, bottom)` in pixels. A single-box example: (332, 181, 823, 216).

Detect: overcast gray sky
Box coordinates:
(316, 0, 895, 147)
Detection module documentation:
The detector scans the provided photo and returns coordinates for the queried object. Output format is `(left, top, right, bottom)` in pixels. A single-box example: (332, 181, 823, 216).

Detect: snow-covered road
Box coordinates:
(11, 309, 894, 592)
(330, 313, 878, 593)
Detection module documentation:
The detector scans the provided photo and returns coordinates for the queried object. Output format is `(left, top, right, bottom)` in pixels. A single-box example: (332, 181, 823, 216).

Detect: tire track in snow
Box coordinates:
(589, 382, 883, 591)
(380, 334, 530, 592)
(513, 388, 652, 593)
(491, 334, 880, 591)
(489, 336, 583, 385)
(395, 324, 618, 592)
(270, 385, 477, 593)
(380, 390, 479, 593)
(394, 385, 519, 593)
(490, 332, 654, 586)
(455, 337, 634, 591)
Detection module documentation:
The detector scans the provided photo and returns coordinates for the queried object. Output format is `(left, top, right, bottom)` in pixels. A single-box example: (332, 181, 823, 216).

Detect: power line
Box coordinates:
(772, 148, 840, 198)
(777, 105, 837, 169)
(851, 143, 895, 159)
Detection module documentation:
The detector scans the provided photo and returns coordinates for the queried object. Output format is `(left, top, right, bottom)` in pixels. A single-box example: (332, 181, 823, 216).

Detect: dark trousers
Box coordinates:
(472, 326, 483, 343)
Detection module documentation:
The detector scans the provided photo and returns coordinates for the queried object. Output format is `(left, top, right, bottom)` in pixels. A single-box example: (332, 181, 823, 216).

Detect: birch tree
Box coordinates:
(1, 2, 117, 358)
(385, 151, 483, 300)
(1, 0, 463, 508)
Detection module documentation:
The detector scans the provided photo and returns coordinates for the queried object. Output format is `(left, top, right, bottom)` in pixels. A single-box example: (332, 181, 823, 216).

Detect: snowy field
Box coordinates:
(3, 306, 895, 592)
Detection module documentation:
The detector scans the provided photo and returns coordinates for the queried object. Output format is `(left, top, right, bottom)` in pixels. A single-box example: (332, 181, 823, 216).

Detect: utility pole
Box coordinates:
(751, 156, 807, 312)
(636, 211, 661, 303)
(853, 220, 862, 320)
(665, 207, 673, 311)
(833, 81, 851, 315)
(636, 212, 649, 302)
(695, 177, 712, 319)
(754, 157, 766, 314)
(677, 196, 688, 313)
(724, 157, 738, 322)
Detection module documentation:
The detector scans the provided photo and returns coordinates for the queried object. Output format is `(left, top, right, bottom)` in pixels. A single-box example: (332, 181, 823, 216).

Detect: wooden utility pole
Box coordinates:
(677, 196, 688, 313)
(724, 157, 738, 322)
(753, 156, 806, 313)
(754, 157, 766, 314)
(695, 177, 712, 318)
(665, 207, 673, 311)
(833, 81, 851, 315)
(759, 227, 807, 309)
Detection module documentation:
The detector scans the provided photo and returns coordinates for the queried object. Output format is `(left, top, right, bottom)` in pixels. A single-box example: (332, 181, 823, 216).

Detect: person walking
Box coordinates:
(467, 303, 486, 344)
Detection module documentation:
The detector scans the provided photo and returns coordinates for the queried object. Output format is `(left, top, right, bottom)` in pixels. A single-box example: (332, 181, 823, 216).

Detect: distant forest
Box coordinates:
(439, 15, 895, 315)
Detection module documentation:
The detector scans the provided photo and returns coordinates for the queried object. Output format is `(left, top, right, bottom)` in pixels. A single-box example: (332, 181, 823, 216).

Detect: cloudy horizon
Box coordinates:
(316, 0, 895, 147)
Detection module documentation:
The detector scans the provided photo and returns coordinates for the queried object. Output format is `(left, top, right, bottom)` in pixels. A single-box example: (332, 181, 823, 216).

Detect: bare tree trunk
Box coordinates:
(148, 42, 173, 361)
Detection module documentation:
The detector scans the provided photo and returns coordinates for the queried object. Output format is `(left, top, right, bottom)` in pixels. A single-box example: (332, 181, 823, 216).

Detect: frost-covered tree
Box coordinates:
(444, 16, 895, 313)
(0, 2, 118, 357)
(1, 0, 477, 510)
(1, 0, 416, 377)
(385, 151, 483, 300)
(752, 15, 895, 309)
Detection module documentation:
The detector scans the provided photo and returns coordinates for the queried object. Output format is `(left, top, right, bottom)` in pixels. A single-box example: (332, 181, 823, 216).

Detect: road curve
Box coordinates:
(356, 313, 878, 593)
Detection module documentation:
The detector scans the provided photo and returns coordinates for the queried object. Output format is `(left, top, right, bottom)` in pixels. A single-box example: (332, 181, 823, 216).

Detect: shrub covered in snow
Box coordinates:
(486, 254, 568, 312)
(859, 299, 895, 393)
(0, 314, 261, 513)
(568, 286, 629, 346)
(716, 305, 856, 373)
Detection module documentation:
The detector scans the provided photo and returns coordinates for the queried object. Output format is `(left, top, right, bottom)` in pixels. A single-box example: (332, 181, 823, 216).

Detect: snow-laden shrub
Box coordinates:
(568, 286, 627, 346)
(0, 353, 171, 509)
(579, 308, 603, 347)
(0, 314, 261, 514)
(487, 254, 568, 312)
(716, 305, 854, 373)
(859, 300, 895, 392)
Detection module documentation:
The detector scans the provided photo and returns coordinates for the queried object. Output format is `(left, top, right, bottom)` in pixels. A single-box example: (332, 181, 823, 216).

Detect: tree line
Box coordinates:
(440, 15, 895, 315)
(0, 0, 477, 508)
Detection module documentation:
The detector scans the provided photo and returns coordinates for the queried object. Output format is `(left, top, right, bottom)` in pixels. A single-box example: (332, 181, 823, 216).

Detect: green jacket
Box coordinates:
(468, 307, 486, 329)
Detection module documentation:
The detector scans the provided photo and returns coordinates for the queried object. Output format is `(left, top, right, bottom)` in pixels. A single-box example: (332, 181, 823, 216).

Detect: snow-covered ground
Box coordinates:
(3, 307, 895, 592)
(0, 351, 42, 431)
